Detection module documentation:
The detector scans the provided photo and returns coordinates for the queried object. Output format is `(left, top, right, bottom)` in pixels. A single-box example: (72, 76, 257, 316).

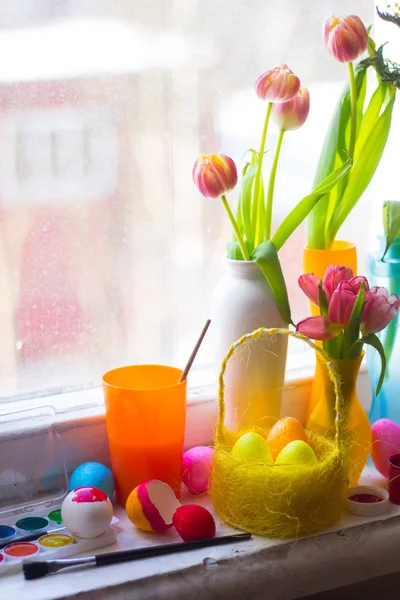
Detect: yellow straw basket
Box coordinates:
(212, 328, 349, 538)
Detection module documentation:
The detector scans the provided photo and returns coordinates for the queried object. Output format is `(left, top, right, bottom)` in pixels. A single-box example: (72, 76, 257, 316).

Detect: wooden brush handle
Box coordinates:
(178, 319, 211, 383)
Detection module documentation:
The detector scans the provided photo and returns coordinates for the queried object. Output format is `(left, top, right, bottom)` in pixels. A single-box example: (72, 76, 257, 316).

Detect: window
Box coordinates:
(0, 0, 396, 402)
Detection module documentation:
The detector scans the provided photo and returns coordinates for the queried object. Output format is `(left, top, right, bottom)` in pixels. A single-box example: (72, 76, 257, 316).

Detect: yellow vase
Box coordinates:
(307, 353, 371, 487)
(303, 240, 358, 421)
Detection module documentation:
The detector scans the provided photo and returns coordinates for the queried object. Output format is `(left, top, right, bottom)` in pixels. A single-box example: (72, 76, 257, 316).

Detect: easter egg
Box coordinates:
(183, 446, 214, 494)
(231, 432, 272, 464)
(267, 417, 309, 461)
(371, 419, 400, 478)
(275, 440, 317, 466)
(126, 480, 180, 533)
(61, 487, 113, 539)
(173, 505, 216, 542)
(69, 462, 115, 499)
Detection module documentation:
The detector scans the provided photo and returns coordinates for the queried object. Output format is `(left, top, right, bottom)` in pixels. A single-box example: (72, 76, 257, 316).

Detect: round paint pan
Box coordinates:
(4, 542, 39, 560)
(48, 509, 63, 525)
(0, 525, 16, 542)
(15, 516, 49, 534)
(0, 552, 5, 564)
(38, 533, 73, 549)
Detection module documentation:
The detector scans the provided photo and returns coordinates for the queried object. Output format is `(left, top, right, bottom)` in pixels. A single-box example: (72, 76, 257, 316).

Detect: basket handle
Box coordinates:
(216, 327, 343, 446)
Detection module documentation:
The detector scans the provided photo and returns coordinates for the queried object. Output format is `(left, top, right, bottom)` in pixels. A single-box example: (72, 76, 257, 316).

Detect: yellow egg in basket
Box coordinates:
(274, 440, 317, 466)
(231, 432, 273, 464)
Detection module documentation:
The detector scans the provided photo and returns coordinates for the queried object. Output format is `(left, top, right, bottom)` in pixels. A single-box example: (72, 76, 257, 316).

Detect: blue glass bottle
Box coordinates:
(367, 236, 400, 424)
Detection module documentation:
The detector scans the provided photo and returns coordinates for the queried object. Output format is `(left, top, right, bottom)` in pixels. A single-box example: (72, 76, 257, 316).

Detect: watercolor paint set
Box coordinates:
(0, 505, 116, 576)
(0, 408, 116, 576)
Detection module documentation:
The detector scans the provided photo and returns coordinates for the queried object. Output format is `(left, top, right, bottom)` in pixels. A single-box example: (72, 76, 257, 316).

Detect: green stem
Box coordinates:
(258, 102, 273, 166)
(265, 129, 284, 240)
(253, 102, 273, 247)
(221, 194, 250, 261)
(347, 61, 357, 160)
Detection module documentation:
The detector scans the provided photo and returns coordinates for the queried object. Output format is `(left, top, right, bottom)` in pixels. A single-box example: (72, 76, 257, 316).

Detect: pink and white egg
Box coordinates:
(61, 486, 113, 539)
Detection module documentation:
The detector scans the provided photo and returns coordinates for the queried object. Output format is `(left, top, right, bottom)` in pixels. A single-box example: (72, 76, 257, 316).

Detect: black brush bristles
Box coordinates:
(23, 561, 50, 580)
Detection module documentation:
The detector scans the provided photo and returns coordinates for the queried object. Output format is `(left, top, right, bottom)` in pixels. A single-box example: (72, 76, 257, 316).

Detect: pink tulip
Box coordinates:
(298, 273, 321, 306)
(361, 286, 400, 334)
(345, 276, 370, 295)
(255, 64, 300, 104)
(192, 154, 238, 199)
(271, 87, 310, 131)
(296, 316, 340, 341)
(322, 265, 354, 300)
(328, 284, 357, 326)
(324, 15, 368, 63)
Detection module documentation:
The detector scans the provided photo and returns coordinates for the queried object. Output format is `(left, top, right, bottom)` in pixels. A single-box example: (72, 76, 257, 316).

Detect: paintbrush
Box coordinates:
(23, 532, 251, 580)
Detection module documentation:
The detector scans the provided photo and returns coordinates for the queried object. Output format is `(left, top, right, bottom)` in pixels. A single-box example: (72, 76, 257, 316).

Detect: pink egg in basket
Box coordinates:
(371, 419, 400, 478)
(183, 446, 214, 494)
(61, 486, 113, 539)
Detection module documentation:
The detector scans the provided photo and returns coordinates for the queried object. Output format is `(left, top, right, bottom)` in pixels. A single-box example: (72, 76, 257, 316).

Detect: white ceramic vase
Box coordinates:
(211, 259, 288, 431)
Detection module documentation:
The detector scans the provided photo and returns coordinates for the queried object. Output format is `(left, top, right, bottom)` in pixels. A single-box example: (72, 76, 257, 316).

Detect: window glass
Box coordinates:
(0, 1, 392, 399)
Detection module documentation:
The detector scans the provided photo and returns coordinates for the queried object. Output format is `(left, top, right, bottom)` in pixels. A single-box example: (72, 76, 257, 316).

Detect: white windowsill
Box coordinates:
(2, 467, 400, 600)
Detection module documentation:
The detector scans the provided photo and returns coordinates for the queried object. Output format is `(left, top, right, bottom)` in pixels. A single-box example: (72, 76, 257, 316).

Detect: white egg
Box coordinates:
(61, 486, 113, 539)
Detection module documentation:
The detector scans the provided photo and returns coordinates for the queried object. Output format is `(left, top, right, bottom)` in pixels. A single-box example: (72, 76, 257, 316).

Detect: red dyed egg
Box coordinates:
(172, 505, 216, 542)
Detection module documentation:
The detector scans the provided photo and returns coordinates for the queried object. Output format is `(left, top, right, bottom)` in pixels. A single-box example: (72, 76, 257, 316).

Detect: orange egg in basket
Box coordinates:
(267, 416, 309, 461)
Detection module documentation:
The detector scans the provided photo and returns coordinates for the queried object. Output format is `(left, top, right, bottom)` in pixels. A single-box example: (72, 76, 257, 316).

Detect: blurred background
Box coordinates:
(0, 0, 397, 399)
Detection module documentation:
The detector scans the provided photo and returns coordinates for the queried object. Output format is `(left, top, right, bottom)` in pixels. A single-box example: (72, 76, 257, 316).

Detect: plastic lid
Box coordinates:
(0, 407, 68, 519)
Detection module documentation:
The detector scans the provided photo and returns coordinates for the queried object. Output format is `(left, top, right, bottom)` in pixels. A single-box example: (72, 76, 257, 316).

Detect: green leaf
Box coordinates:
(318, 281, 329, 316)
(354, 82, 386, 160)
(272, 158, 351, 251)
(381, 313, 398, 378)
(323, 331, 344, 359)
(327, 69, 367, 219)
(382, 200, 400, 259)
(376, 6, 400, 29)
(307, 67, 367, 249)
(256, 176, 266, 247)
(251, 241, 291, 325)
(226, 240, 253, 260)
(362, 333, 387, 395)
(328, 88, 396, 246)
(343, 283, 365, 356)
(337, 68, 367, 163)
(236, 150, 258, 249)
(307, 92, 345, 249)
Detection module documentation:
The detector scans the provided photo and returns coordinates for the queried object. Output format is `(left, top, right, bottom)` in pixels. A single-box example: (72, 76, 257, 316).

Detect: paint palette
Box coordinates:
(0, 504, 116, 576)
(0, 408, 116, 576)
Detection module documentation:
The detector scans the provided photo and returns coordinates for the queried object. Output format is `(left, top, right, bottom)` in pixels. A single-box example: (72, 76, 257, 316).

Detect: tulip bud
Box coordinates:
(298, 273, 321, 306)
(328, 284, 357, 326)
(192, 154, 238, 199)
(255, 64, 300, 104)
(322, 265, 354, 300)
(324, 15, 368, 63)
(271, 87, 310, 131)
(361, 287, 400, 334)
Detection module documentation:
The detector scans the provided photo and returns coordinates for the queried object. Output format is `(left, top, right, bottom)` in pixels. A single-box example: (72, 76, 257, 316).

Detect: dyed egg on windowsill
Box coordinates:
(183, 446, 214, 494)
(68, 462, 115, 499)
(126, 480, 180, 533)
(61, 486, 113, 539)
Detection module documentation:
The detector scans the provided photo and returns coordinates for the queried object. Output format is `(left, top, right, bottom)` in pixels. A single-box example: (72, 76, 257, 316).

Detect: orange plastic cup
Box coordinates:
(102, 365, 186, 507)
